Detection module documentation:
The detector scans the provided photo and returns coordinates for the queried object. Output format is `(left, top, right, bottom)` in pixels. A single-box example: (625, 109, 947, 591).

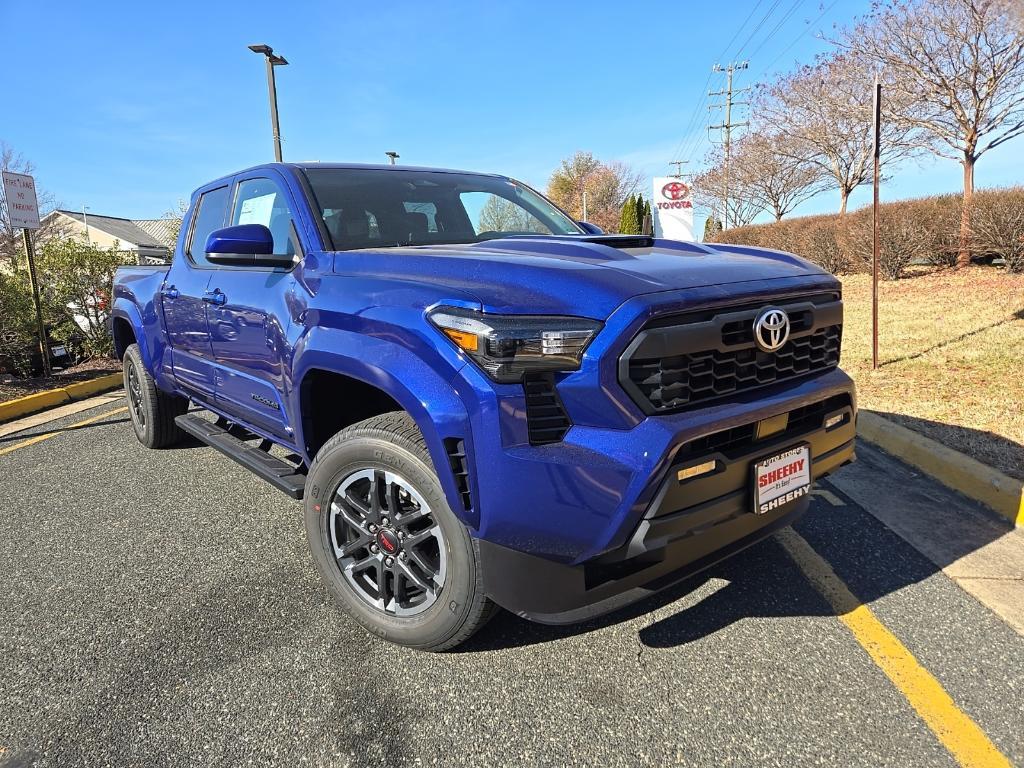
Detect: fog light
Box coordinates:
(678, 459, 718, 483)
(825, 413, 846, 430)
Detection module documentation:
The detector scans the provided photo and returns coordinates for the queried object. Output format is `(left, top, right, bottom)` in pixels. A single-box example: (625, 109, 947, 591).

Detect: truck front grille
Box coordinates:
(620, 294, 843, 414)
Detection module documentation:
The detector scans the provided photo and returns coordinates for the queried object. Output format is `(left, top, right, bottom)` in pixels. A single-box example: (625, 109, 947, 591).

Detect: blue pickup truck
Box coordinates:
(112, 162, 856, 651)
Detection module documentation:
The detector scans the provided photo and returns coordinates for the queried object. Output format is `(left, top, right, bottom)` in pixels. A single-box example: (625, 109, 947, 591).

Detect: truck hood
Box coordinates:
(329, 235, 834, 317)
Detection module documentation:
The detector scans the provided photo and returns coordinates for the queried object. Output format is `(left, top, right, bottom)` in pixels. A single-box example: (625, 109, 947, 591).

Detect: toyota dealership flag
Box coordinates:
(652, 177, 694, 241)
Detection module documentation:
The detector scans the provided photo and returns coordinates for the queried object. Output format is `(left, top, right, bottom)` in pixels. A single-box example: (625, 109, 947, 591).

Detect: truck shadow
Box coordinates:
(460, 439, 1019, 652)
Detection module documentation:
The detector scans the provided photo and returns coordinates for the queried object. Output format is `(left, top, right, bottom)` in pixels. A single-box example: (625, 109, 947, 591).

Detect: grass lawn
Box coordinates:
(840, 265, 1024, 480)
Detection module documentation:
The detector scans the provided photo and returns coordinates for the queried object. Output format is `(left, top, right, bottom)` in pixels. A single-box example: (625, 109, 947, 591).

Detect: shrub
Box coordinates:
(970, 187, 1024, 273)
(710, 186, 1022, 278)
(36, 238, 135, 358)
(0, 271, 39, 376)
(798, 218, 848, 275)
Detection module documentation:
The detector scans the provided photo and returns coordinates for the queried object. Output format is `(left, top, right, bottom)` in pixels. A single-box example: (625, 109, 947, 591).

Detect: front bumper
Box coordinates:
(476, 387, 856, 623)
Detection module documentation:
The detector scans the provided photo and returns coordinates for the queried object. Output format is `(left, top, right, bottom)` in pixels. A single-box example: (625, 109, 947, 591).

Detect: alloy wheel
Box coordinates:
(329, 468, 447, 616)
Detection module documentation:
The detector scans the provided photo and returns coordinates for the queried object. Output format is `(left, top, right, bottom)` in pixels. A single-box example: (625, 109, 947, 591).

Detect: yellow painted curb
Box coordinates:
(62, 373, 124, 400)
(0, 371, 123, 424)
(859, 411, 1024, 528)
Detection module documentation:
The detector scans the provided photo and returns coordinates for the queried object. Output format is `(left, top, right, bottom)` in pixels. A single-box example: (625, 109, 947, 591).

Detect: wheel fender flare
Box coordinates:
(111, 300, 152, 370)
(294, 327, 477, 529)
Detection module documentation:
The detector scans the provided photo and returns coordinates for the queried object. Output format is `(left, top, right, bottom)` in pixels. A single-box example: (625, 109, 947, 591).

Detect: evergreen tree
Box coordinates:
(703, 216, 723, 241)
(619, 194, 640, 234)
(639, 196, 652, 234)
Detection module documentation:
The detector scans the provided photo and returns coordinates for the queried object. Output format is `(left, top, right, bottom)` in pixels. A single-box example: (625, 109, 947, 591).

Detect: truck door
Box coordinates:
(159, 185, 229, 401)
(206, 173, 299, 442)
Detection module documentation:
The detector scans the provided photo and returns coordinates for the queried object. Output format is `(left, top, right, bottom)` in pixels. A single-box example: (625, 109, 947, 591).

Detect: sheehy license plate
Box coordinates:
(753, 444, 811, 515)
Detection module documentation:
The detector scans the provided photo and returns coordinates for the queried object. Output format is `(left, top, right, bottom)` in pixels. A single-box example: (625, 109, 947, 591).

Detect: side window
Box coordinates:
(186, 186, 230, 267)
(231, 178, 299, 257)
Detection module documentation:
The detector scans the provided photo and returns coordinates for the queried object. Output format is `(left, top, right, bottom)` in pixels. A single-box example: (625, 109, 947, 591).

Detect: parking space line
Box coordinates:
(811, 488, 845, 506)
(777, 527, 1011, 768)
(0, 407, 129, 457)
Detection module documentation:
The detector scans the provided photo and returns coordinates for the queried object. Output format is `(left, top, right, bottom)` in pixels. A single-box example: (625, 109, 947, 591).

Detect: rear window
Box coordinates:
(186, 186, 230, 267)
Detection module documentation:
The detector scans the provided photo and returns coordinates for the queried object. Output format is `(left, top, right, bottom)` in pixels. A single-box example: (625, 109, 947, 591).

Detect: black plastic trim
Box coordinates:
(523, 373, 572, 445)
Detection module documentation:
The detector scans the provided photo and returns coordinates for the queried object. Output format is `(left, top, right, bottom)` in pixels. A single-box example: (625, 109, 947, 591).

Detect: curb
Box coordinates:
(0, 372, 123, 424)
(858, 411, 1024, 528)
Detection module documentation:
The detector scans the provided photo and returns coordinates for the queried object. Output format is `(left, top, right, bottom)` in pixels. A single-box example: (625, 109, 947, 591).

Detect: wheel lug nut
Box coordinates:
(370, 544, 379, 554)
(381, 517, 390, 527)
(384, 556, 394, 567)
(368, 524, 378, 533)
(399, 552, 407, 561)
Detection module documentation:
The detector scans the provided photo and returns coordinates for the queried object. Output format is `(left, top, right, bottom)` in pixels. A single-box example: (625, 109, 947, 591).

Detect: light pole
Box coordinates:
(385, 151, 400, 165)
(248, 43, 288, 162)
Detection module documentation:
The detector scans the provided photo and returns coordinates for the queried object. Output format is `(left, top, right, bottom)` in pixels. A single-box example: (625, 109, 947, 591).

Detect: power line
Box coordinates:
(668, 0, 768, 165)
(747, 0, 807, 61)
(675, 0, 793, 167)
(730, 0, 785, 61)
(761, 0, 842, 74)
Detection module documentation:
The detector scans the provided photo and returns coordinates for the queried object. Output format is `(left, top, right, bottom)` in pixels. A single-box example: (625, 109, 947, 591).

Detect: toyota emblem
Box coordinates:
(661, 181, 690, 201)
(753, 307, 790, 353)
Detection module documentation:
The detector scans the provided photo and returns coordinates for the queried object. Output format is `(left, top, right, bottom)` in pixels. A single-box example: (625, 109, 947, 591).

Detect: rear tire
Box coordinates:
(123, 343, 188, 449)
(304, 411, 495, 651)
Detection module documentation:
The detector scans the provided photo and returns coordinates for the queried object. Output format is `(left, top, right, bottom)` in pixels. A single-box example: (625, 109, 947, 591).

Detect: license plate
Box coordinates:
(753, 444, 811, 515)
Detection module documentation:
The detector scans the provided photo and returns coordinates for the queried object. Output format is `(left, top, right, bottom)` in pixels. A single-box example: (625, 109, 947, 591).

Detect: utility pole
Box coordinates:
(709, 61, 749, 230)
(669, 160, 687, 178)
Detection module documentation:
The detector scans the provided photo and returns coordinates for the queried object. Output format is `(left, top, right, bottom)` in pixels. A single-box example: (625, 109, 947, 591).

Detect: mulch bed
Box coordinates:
(0, 358, 122, 403)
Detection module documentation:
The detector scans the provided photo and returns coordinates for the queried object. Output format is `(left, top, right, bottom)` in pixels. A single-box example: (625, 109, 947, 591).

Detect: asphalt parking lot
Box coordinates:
(1, 396, 1021, 767)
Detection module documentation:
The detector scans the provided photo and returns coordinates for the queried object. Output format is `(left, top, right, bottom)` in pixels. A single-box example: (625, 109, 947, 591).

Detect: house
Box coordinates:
(41, 210, 179, 264)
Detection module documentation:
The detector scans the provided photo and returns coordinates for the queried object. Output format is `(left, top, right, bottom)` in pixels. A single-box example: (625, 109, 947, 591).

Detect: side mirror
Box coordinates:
(577, 221, 605, 235)
(205, 224, 293, 267)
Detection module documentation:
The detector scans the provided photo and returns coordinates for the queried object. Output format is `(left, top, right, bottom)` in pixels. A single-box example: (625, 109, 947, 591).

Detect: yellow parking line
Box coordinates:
(0, 407, 129, 457)
(776, 528, 1011, 768)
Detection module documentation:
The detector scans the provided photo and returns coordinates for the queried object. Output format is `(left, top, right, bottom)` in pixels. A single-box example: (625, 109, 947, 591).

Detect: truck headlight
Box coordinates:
(428, 306, 602, 383)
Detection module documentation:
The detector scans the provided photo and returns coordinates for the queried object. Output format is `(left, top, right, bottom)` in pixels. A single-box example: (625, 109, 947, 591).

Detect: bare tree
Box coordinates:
(161, 198, 189, 248)
(840, 0, 1024, 265)
(477, 195, 546, 234)
(758, 53, 921, 215)
(731, 133, 831, 221)
(1, 142, 65, 272)
(691, 151, 761, 229)
(546, 151, 642, 233)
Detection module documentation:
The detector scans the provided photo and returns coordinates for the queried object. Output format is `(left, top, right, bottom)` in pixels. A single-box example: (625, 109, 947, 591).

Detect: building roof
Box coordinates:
(56, 210, 169, 250)
(132, 218, 179, 249)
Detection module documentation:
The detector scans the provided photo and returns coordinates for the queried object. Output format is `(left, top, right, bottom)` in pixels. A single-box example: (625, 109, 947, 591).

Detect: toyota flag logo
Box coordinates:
(661, 181, 690, 201)
(753, 307, 790, 353)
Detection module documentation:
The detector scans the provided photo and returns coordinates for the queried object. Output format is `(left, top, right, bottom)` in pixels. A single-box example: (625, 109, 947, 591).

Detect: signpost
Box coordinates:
(871, 76, 882, 371)
(1, 171, 50, 377)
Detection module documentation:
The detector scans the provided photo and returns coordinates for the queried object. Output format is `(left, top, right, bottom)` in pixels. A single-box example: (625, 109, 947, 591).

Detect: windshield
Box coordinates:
(303, 168, 583, 251)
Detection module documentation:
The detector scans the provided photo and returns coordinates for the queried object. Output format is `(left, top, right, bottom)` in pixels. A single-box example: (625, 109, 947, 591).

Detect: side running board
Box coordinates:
(175, 413, 307, 499)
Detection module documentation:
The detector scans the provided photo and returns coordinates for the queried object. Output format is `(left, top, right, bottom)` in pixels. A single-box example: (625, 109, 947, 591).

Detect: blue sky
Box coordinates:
(4, 0, 1022, 228)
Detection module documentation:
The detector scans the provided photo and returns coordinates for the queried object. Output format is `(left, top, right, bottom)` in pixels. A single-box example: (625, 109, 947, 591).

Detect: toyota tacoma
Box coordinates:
(111, 163, 856, 651)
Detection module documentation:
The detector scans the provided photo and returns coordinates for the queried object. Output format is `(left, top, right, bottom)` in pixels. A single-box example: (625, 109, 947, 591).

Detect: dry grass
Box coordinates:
(840, 266, 1024, 479)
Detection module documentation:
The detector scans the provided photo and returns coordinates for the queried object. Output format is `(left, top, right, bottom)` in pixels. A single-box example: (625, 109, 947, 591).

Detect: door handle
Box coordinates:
(161, 285, 180, 299)
(203, 289, 227, 306)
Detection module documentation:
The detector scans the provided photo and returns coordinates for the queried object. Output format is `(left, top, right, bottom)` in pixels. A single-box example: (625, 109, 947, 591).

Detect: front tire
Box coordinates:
(123, 343, 188, 449)
(304, 412, 494, 651)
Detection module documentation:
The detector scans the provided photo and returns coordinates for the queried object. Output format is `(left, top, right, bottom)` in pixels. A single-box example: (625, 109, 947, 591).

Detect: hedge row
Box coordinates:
(708, 187, 1024, 279)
